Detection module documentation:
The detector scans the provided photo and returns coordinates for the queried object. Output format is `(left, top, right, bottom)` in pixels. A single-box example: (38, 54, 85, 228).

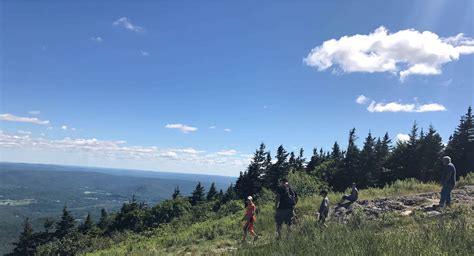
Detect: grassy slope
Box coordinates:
(86, 177, 474, 256)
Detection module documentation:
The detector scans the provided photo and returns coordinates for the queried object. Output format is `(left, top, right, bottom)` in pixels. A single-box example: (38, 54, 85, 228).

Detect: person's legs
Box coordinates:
(446, 185, 453, 206)
(242, 222, 249, 241)
(439, 186, 448, 207)
(275, 210, 283, 240)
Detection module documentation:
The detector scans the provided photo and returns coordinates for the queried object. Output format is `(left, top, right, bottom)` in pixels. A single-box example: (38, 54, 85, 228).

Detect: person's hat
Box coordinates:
(247, 196, 253, 201)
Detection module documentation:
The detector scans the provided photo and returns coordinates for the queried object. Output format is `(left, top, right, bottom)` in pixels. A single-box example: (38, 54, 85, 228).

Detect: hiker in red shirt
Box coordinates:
(242, 196, 258, 242)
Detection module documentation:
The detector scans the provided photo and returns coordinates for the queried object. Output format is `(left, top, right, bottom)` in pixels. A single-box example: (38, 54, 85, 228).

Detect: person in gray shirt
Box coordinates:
(439, 156, 456, 207)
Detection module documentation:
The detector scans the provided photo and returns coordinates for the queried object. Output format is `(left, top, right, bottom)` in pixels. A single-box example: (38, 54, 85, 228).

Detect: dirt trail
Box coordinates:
(333, 185, 474, 221)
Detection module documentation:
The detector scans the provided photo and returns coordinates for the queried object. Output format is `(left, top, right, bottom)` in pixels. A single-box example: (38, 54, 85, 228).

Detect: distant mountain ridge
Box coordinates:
(0, 162, 236, 255)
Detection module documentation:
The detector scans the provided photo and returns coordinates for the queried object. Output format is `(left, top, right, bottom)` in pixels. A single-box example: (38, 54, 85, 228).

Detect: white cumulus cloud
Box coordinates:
(396, 133, 410, 143)
(0, 113, 50, 125)
(113, 17, 144, 33)
(356, 95, 370, 105)
(165, 124, 198, 133)
(304, 26, 474, 81)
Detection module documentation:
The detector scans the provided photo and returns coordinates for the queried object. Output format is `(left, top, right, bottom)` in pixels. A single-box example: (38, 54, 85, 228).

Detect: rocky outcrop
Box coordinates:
(332, 185, 474, 222)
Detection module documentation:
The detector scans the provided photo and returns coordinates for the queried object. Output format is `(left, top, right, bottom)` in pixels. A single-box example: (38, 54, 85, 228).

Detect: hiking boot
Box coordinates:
(253, 235, 259, 242)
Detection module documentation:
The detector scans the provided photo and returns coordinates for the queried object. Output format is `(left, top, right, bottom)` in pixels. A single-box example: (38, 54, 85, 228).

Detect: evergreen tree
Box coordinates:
(288, 151, 297, 173)
(172, 186, 182, 199)
(264, 145, 290, 191)
(190, 182, 206, 206)
(222, 183, 237, 203)
(207, 182, 218, 201)
(79, 213, 95, 234)
(445, 106, 474, 177)
(55, 205, 75, 238)
(97, 208, 111, 231)
(306, 148, 320, 174)
(295, 148, 306, 171)
(334, 128, 360, 191)
(418, 125, 444, 181)
(405, 122, 421, 179)
(13, 217, 36, 256)
(359, 132, 377, 188)
(373, 132, 392, 186)
(43, 217, 55, 234)
(330, 141, 343, 161)
(235, 143, 268, 199)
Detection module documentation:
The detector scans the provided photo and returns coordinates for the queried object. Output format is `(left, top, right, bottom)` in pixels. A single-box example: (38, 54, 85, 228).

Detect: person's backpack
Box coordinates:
(283, 186, 297, 206)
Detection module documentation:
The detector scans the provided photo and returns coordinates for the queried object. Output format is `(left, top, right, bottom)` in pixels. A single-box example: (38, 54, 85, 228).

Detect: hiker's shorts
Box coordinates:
(275, 208, 294, 226)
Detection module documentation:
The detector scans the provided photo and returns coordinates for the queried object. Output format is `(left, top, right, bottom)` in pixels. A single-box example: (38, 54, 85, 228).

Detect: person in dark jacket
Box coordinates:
(439, 156, 456, 207)
(274, 178, 298, 240)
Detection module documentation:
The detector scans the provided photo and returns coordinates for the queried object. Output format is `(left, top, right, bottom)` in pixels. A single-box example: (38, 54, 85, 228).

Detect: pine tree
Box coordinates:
(331, 141, 343, 161)
(295, 148, 306, 171)
(405, 122, 421, 179)
(334, 128, 360, 191)
(13, 218, 36, 256)
(418, 125, 444, 181)
(97, 208, 110, 231)
(373, 132, 392, 186)
(55, 205, 75, 238)
(79, 213, 95, 234)
(235, 143, 268, 199)
(222, 183, 237, 203)
(190, 182, 206, 206)
(306, 148, 319, 174)
(207, 182, 218, 201)
(288, 152, 297, 173)
(264, 145, 289, 191)
(172, 186, 182, 199)
(43, 217, 55, 234)
(445, 106, 474, 177)
(359, 132, 376, 188)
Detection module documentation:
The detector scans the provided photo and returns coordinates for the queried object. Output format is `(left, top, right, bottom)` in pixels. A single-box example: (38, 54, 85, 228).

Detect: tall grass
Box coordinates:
(85, 178, 474, 256)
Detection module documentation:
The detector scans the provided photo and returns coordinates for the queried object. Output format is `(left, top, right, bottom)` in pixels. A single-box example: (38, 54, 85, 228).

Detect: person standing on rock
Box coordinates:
(275, 178, 298, 240)
(439, 156, 456, 207)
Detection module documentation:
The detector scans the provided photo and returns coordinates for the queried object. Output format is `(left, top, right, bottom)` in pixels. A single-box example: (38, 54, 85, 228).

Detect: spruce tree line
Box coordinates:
(11, 107, 473, 255)
(235, 106, 473, 197)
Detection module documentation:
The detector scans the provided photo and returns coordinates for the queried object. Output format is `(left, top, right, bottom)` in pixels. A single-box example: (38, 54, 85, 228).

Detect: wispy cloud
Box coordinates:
(0, 132, 250, 168)
(91, 36, 103, 43)
(355, 95, 369, 105)
(209, 125, 216, 129)
(217, 149, 238, 156)
(140, 51, 150, 56)
(28, 111, 41, 115)
(224, 128, 232, 132)
(61, 125, 68, 130)
(17, 130, 32, 135)
(366, 101, 447, 113)
(304, 26, 474, 81)
(165, 124, 198, 133)
(113, 17, 144, 33)
(0, 113, 50, 125)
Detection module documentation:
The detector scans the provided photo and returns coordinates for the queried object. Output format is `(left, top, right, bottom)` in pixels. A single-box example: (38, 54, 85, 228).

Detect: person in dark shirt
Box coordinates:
(318, 190, 329, 226)
(439, 156, 456, 207)
(274, 178, 298, 240)
(338, 183, 358, 205)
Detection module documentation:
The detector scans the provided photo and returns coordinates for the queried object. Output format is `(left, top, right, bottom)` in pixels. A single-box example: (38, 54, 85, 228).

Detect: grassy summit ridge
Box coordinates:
(84, 175, 474, 256)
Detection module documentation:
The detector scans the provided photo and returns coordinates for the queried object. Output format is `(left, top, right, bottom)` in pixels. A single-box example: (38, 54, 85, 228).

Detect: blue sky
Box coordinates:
(1, 0, 473, 176)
